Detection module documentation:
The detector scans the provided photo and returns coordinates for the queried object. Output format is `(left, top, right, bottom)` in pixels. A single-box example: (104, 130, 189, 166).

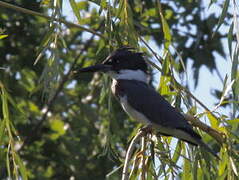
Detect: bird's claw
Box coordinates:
(139, 124, 153, 134)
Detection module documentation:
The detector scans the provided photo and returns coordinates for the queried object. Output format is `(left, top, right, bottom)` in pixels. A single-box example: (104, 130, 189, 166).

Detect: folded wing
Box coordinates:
(116, 80, 201, 144)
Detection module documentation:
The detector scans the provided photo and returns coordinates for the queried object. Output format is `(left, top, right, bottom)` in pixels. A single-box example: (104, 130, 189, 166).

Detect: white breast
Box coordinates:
(119, 95, 151, 124)
(111, 79, 117, 95)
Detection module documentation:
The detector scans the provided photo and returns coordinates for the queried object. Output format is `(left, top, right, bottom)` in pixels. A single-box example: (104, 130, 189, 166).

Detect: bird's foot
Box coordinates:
(139, 124, 153, 135)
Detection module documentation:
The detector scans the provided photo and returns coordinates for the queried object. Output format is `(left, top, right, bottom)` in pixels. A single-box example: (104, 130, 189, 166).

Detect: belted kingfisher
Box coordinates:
(79, 47, 218, 158)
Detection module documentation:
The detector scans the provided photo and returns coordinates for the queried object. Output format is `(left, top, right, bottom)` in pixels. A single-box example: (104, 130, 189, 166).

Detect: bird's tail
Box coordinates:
(157, 127, 220, 159)
(172, 128, 220, 159)
(194, 138, 220, 159)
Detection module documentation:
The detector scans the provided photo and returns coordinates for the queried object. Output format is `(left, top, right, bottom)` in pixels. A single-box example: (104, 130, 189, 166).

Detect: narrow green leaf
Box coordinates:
(34, 25, 55, 65)
(5, 89, 25, 115)
(69, 0, 81, 22)
(222, 79, 235, 99)
(196, 166, 203, 179)
(162, 54, 170, 75)
(159, 55, 171, 95)
(226, 118, 239, 125)
(106, 165, 123, 179)
(207, 112, 219, 129)
(6, 150, 11, 179)
(218, 173, 228, 180)
(182, 158, 191, 180)
(202, 160, 212, 179)
(212, 0, 229, 37)
(9, 121, 19, 137)
(232, 79, 239, 103)
(171, 45, 186, 73)
(37, 25, 55, 54)
(159, 75, 171, 95)
(1, 87, 9, 121)
(228, 23, 234, 59)
(231, 48, 239, 80)
(0, 119, 5, 146)
(59, 36, 67, 49)
(161, 16, 171, 48)
(218, 147, 227, 176)
(172, 141, 181, 162)
(214, 78, 234, 110)
(192, 154, 199, 180)
(0, 34, 8, 39)
(157, 1, 171, 49)
(230, 157, 238, 177)
(15, 154, 28, 180)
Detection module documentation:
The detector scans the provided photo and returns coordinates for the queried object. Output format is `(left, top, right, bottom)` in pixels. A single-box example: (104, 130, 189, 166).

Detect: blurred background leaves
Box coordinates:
(0, 0, 239, 179)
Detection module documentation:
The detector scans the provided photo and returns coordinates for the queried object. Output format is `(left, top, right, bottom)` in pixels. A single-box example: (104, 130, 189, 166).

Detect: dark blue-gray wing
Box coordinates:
(117, 80, 201, 139)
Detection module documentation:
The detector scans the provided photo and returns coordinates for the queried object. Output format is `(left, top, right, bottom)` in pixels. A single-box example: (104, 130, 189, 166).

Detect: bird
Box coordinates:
(78, 46, 218, 158)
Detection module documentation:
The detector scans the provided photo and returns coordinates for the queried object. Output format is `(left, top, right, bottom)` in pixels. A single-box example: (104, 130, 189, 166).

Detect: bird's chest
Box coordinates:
(111, 80, 150, 124)
(119, 95, 150, 124)
(111, 79, 118, 96)
(111, 79, 125, 98)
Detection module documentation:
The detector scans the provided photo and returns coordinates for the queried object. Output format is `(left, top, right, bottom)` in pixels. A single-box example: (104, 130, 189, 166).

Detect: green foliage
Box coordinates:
(0, 0, 239, 179)
(0, 83, 28, 180)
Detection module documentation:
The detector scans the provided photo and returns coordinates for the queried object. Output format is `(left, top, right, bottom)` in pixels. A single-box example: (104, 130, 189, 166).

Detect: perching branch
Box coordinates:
(139, 136, 147, 180)
(122, 130, 145, 180)
(0, 1, 104, 39)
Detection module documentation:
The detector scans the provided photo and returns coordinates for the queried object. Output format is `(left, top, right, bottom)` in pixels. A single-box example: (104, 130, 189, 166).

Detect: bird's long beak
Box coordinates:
(78, 64, 112, 73)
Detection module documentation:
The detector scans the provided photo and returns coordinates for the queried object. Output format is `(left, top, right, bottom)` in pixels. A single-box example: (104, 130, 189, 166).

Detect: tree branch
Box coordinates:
(0, 1, 105, 39)
(122, 130, 145, 180)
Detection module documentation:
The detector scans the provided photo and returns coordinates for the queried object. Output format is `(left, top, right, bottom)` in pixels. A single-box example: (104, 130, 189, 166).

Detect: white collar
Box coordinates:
(108, 69, 148, 83)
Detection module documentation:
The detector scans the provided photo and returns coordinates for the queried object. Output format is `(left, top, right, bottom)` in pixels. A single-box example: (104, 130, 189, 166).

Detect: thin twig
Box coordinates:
(139, 136, 147, 180)
(129, 153, 140, 178)
(179, 83, 211, 112)
(139, 36, 163, 65)
(122, 130, 145, 180)
(0, 1, 104, 39)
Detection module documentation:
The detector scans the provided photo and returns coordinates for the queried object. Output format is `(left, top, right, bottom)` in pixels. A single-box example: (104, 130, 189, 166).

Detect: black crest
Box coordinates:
(102, 47, 148, 73)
